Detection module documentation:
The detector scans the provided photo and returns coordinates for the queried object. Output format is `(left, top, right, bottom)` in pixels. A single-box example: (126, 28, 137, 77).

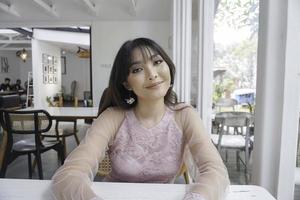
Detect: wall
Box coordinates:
(91, 20, 171, 107)
(62, 52, 90, 100)
(32, 39, 61, 108)
(0, 50, 32, 86)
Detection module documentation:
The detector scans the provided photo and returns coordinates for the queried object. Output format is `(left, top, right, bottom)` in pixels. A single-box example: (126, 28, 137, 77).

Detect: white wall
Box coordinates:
(91, 21, 171, 107)
(0, 50, 32, 86)
(32, 39, 61, 108)
(62, 52, 90, 100)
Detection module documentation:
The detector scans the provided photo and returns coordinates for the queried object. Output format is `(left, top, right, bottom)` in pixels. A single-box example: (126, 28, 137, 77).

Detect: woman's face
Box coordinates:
(124, 47, 171, 102)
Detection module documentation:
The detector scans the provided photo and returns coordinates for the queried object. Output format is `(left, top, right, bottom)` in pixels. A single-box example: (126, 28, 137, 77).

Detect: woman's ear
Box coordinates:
(122, 82, 132, 91)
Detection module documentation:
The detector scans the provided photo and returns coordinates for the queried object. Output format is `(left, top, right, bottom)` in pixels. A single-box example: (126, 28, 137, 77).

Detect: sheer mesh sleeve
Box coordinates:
(175, 106, 230, 200)
(51, 108, 124, 200)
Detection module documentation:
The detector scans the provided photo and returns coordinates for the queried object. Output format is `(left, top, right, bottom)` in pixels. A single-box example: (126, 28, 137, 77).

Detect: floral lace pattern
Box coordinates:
(183, 192, 206, 200)
(108, 108, 184, 183)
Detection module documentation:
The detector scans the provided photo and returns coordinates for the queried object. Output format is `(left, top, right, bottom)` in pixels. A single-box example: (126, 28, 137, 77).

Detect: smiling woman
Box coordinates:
(51, 38, 229, 200)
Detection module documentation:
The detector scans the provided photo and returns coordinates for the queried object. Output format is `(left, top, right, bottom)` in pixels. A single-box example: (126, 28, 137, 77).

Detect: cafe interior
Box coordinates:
(0, 0, 299, 200)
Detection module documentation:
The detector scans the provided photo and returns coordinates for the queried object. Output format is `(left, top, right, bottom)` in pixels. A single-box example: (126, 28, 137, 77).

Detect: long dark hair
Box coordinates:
(98, 38, 178, 116)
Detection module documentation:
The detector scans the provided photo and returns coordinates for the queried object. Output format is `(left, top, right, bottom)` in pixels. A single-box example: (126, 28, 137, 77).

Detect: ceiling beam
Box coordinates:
(0, 48, 32, 51)
(129, 0, 137, 16)
(0, 40, 31, 44)
(80, 0, 99, 16)
(10, 28, 33, 38)
(31, 0, 59, 17)
(0, 2, 20, 17)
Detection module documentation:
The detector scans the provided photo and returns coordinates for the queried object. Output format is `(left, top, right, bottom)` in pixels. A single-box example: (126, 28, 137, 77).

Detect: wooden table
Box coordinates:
(0, 178, 276, 200)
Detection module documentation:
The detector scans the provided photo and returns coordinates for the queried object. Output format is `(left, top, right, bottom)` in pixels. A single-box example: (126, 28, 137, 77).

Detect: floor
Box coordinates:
(2, 120, 299, 199)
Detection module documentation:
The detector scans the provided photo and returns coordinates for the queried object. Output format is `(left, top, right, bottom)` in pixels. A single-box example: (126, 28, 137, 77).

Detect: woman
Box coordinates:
(51, 38, 229, 200)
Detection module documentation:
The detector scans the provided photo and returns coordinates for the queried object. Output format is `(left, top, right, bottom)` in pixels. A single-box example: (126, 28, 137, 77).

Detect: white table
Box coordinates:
(21, 107, 99, 120)
(0, 178, 276, 200)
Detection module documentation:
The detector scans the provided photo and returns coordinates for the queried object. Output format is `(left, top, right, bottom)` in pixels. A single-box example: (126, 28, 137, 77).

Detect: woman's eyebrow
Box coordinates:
(129, 61, 142, 68)
(150, 54, 160, 59)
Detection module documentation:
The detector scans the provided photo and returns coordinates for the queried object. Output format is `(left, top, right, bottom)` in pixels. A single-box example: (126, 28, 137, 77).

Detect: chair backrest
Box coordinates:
(0, 109, 52, 150)
(215, 98, 238, 111)
(214, 112, 254, 151)
(215, 112, 253, 128)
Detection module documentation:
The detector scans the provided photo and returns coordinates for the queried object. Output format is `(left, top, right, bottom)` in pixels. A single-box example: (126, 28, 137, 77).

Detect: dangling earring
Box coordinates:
(125, 92, 135, 104)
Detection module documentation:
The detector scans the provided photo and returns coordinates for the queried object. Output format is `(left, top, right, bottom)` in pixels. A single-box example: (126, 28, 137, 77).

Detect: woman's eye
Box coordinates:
(154, 59, 163, 65)
(131, 68, 143, 73)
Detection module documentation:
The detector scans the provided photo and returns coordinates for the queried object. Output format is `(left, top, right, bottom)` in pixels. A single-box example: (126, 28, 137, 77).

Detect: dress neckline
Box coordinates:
(129, 106, 171, 130)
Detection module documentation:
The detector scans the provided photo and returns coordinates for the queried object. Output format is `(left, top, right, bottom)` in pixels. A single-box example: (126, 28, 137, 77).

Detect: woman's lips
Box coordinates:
(145, 81, 164, 89)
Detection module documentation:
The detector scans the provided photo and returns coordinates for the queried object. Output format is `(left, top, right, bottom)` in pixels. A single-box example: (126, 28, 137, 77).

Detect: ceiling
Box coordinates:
(0, 0, 172, 53)
(0, 0, 172, 25)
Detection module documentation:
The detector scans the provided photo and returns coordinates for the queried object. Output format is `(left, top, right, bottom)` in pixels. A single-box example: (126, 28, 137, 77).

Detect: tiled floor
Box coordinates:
(2, 120, 298, 198)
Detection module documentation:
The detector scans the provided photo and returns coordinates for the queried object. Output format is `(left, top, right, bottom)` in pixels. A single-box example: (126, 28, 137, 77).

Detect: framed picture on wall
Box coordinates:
(48, 65, 53, 74)
(53, 65, 57, 74)
(43, 64, 48, 74)
(43, 74, 48, 84)
(48, 75, 53, 84)
(53, 76, 57, 84)
(61, 56, 66, 75)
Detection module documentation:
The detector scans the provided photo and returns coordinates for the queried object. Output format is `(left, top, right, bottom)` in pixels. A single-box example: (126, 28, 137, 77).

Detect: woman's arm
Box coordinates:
(176, 106, 230, 200)
(51, 108, 124, 200)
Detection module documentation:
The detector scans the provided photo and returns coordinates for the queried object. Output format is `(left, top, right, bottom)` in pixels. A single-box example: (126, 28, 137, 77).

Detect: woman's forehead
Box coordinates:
(131, 46, 159, 62)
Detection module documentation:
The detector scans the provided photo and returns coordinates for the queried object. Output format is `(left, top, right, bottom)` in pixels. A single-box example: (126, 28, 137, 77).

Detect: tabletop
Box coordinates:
(21, 107, 99, 119)
(0, 178, 276, 200)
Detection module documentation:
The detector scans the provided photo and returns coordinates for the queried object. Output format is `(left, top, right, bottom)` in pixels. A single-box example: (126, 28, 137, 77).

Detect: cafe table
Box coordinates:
(0, 178, 276, 200)
(20, 106, 99, 120)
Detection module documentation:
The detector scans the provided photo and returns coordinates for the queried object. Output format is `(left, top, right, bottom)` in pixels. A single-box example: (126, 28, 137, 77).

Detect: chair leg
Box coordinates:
(73, 120, 80, 145)
(35, 153, 44, 180)
(74, 133, 80, 145)
(62, 137, 67, 156)
(236, 151, 240, 171)
(28, 153, 32, 179)
(60, 143, 65, 165)
(0, 156, 9, 178)
(183, 171, 190, 184)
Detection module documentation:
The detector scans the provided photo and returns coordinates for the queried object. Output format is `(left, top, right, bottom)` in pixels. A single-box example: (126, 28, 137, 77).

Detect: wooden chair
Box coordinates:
(211, 111, 254, 182)
(0, 109, 64, 179)
(41, 118, 79, 156)
(43, 97, 80, 156)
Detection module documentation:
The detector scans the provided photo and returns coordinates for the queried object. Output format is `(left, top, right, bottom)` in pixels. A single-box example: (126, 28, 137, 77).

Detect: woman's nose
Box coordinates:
(148, 74, 158, 80)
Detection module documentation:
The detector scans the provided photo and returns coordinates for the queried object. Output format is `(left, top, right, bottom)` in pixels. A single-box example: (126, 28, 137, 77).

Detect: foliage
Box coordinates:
(213, 0, 258, 103)
(215, 0, 259, 38)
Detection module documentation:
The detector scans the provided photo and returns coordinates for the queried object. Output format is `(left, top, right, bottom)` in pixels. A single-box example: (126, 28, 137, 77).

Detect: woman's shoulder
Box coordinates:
(102, 106, 126, 115)
(98, 106, 126, 121)
(169, 103, 195, 113)
(171, 103, 198, 125)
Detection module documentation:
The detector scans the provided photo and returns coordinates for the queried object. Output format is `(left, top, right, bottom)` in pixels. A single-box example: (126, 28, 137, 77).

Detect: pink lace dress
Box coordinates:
(107, 108, 184, 183)
(51, 106, 229, 200)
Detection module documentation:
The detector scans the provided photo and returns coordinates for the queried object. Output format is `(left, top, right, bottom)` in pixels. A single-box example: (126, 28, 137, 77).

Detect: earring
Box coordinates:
(125, 92, 135, 104)
(125, 97, 135, 104)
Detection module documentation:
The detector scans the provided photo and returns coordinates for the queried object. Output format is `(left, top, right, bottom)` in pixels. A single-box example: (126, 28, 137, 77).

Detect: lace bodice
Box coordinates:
(108, 108, 184, 183)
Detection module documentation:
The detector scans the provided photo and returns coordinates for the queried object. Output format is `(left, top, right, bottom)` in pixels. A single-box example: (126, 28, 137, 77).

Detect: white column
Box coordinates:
(196, 0, 214, 131)
(252, 0, 300, 199)
(172, 0, 192, 103)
